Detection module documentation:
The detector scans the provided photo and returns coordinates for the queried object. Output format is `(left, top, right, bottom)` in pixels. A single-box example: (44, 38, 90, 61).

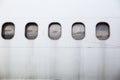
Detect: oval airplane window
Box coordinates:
(72, 22, 85, 40)
(48, 22, 61, 40)
(2, 22, 15, 39)
(96, 22, 110, 40)
(25, 22, 38, 40)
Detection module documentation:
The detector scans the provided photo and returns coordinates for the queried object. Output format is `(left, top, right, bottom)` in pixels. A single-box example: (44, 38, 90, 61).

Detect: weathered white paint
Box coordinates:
(0, 0, 120, 80)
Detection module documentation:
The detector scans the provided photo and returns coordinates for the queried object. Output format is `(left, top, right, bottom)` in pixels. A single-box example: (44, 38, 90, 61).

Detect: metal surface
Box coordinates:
(0, 0, 120, 80)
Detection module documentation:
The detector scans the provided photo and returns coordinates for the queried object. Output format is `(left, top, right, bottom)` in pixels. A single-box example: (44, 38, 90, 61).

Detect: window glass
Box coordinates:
(72, 23, 85, 40)
(48, 23, 61, 40)
(2, 22, 15, 39)
(96, 22, 110, 40)
(25, 22, 38, 40)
